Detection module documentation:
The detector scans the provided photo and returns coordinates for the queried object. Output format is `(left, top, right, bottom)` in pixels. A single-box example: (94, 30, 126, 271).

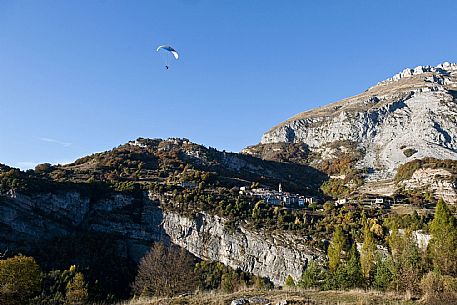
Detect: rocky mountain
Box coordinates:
(0, 138, 328, 295)
(0, 189, 322, 287)
(244, 62, 457, 199)
(4, 63, 457, 299)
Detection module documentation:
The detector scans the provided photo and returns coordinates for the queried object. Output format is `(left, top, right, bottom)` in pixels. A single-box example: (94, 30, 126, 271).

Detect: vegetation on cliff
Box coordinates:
(395, 157, 457, 183)
(2, 139, 457, 304)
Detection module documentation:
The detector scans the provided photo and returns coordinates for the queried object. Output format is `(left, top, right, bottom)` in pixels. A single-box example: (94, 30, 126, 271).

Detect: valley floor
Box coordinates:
(125, 289, 417, 305)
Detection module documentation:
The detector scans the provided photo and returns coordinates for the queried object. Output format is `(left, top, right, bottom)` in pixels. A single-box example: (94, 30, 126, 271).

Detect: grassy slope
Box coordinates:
(125, 289, 416, 305)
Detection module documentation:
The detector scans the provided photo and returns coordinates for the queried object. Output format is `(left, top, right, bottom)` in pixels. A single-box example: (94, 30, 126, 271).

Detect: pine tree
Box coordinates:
(328, 226, 347, 272)
(373, 255, 393, 291)
(299, 260, 323, 289)
(344, 243, 363, 289)
(428, 198, 457, 276)
(284, 274, 295, 288)
(65, 272, 88, 305)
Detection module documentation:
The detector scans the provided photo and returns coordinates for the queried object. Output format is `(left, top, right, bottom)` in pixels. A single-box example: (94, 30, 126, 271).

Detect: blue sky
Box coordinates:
(1, 0, 457, 169)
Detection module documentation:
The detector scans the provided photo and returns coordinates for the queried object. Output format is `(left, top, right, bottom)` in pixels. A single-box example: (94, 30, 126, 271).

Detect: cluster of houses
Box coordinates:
(335, 195, 397, 208)
(239, 183, 318, 208)
(170, 180, 401, 210)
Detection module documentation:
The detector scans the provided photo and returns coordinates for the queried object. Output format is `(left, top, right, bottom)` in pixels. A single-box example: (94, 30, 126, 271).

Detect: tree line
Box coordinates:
(295, 199, 457, 304)
(2, 199, 457, 304)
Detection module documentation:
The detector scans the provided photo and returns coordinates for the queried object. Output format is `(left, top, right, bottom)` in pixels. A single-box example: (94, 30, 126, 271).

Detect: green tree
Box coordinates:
(194, 261, 224, 291)
(299, 261, 324, 289)
(388, 228, 423, 295)
(328, 226, 347, 272)
(284, 275, 295, 288)
(65, 272, 88, 305)
(343, 243, 363, 289)
(0, 255, 41, 305)
(221, 272, 240, 293)
(360, 216, 376, 282)
(428, 198, 457, 276)
(253, 276, 273, 290)
(373, 255, 393, 291)
(326, 243, 363, 290)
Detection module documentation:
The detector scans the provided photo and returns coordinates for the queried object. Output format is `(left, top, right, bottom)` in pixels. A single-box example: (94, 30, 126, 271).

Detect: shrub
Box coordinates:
(194, 260, 272, 292)
(221, 272, 238, 293)
(421, 271, 457, 305)
(403, 148, 417, 158)
(284, 275, 295, 288)
(29, 268, 74, 305)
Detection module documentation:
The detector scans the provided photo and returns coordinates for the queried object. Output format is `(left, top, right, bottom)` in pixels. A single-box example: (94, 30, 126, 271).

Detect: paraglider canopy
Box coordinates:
(156, 45, 179, 60)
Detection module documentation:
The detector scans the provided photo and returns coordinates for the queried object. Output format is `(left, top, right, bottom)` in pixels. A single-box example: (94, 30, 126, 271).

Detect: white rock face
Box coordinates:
(400, 168, 457, 204)
(0, 191, 324, 285)
(259, 62, 457, 180)
(162, 211, 323, 285)
(413, 230, 431, 249)
(377, 62, 457, 85)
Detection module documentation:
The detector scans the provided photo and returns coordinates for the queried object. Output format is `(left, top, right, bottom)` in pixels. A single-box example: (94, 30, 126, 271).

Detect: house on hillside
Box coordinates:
(335, 198, 348, 206)
(180, 181, 198, 189)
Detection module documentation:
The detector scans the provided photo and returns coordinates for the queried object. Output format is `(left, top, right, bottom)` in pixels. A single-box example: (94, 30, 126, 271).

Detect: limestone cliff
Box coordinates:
(162, 211, 322, 285)
(399, 168, 457, 204)
(248, 62, 457, 181)
(0, 190, 323, 285)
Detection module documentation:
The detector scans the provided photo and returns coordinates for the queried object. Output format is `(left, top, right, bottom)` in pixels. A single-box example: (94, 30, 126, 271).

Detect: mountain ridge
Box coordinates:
(247, 62, 457, 183)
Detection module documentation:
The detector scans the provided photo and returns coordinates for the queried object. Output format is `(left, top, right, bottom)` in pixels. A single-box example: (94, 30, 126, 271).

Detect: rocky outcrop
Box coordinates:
(0, 190, 323, 285)
(255, 62, 457, 181)
(400, 168, 457, 204)
(376, 62, 457, 85)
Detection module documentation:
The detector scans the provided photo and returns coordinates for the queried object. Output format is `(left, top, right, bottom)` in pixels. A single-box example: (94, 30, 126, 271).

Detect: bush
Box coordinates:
(403, 148, 417, 158)
(35, 163, 53, 173)
(421, 271, 457, 305)
(194, 260, 272, 292)
(29, 268, 73, 305)
(0, 255, 42, 305)
(221, 272, 238, 293)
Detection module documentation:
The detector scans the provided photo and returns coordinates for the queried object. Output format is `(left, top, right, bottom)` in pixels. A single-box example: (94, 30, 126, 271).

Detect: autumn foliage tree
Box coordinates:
(133, 242, 197, 297)
(65, 271, 88, 305)
(327, 226, 348, 272)
(360, 214, 376, 283)
(0, 255, 41, 305)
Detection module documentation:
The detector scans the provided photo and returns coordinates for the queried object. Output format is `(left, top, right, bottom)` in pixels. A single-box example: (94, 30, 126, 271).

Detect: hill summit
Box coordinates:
(246, 62, 457, 182)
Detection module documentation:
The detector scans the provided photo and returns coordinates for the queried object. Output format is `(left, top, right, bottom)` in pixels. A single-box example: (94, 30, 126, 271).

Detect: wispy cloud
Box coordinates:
(38, 137, 72, 147)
